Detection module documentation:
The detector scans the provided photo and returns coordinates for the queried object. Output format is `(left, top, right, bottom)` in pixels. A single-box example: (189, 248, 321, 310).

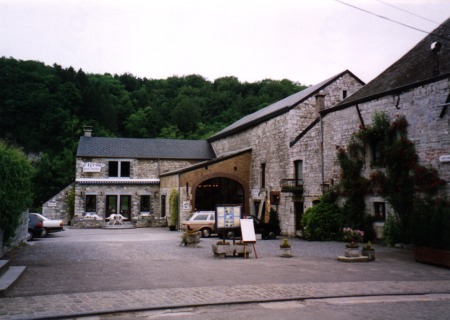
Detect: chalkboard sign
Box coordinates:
(240, 219, 256, 242)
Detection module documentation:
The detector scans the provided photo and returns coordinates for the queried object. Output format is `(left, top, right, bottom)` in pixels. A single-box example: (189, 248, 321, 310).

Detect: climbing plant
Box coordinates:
(337, 112, 447, 244)
(169, 189, 179, 229)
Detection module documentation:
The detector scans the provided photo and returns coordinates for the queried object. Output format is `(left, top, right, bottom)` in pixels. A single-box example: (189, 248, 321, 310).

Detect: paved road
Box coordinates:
(1, 228, 450, 319)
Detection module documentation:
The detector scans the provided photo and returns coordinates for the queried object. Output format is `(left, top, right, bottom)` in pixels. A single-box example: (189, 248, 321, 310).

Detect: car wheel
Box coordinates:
(41, 228, 48, 238)
(26, 230, 33, 241)
(200, 228, 212, 238)
(226, 231, 235, 239)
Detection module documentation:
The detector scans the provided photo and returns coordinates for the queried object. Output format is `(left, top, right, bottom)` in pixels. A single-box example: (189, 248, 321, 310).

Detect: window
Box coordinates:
(193, 214, 209, 221)
(85, 195, 97, 212)
(294, 160, 303, 186)
(108, 161, 131, 177)
(140, 195, 151, 212)
(161, 195, 166, 217)
(261, 163, 266, 189)
(342, 90, 347, 100)
(371, 141, 385, 167)
(374, 202, 386, 221)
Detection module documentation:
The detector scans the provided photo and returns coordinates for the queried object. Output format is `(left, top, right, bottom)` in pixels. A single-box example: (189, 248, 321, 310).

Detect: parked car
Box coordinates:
(181, 211, 215, 238)
(30, 213, 64, 237)
(27, 213, 45, 241)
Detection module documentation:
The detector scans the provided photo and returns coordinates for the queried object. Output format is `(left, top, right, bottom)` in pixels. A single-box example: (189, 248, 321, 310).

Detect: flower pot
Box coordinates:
(344, 247, 361, 257)
(169, 225, 177, 231)
(280, 247, 292, 258)
(186, 232, 200, 244)
(362, 249, 375, 261)
(212, 244, 231, 258)
(212, 244, 252, 258)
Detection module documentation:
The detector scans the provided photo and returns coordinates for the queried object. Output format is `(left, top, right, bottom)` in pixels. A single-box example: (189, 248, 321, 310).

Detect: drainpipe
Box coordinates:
(315, 94, 326, 191)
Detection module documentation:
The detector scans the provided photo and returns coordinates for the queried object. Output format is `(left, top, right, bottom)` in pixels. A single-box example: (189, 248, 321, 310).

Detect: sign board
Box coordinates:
(240, 218, 256, 242)
(81, 162, 104, 172)
(439, 155, 450, 163)
(215, 205, 242, 229)
(182, 201, 190, 210)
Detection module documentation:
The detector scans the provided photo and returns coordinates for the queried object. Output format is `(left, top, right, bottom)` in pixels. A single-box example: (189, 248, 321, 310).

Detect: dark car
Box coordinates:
(27, 213, 45, 241)
(223, 215, 280, 240)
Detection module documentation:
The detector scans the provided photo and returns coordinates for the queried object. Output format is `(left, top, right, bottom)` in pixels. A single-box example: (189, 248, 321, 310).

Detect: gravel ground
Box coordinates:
(4, 227, 450, 298)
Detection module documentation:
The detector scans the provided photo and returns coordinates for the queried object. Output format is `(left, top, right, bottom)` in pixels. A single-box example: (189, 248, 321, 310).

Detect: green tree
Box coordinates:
(0, 142, 34, 243)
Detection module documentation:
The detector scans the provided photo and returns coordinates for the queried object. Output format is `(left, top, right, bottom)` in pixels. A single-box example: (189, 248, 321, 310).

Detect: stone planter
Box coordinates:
(212, 244, 252, 258)
(181, 231, 201, 247)
(415, 246, 450, 268)
(362, 249, 376, 261)
(344, 247, 361, 257)
(279, 247, 292, 258)
(186, 232, 201, 244)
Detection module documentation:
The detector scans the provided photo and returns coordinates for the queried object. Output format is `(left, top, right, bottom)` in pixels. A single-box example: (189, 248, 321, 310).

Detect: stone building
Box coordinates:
(307, 17, 450, 237)
(159, 70, 364, 235)
(205, 70, 364, 236)
(71, 130, 215, 227)
(44, 18, 449, 237)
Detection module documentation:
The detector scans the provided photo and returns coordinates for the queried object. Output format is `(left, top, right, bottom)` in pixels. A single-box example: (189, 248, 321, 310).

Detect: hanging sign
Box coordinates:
(81, 162, 104, 172)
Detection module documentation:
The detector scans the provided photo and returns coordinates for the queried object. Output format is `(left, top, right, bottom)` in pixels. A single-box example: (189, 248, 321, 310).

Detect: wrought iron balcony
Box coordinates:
(280, 179, 304, 195)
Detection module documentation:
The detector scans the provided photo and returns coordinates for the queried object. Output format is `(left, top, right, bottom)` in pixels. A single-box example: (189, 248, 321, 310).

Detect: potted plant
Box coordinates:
(343, 228, 364, 257)
(279, 238, 292, 257)
(362, 241, 375, 261)
(180, 226, 201, 247)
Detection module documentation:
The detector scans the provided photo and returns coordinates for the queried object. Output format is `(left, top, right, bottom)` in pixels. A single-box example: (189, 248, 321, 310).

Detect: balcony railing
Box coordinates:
(280, 179, 304, 195)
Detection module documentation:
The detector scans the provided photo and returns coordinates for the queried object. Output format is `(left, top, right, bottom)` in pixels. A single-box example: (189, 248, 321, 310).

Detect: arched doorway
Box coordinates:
(195, 177, 244, 212)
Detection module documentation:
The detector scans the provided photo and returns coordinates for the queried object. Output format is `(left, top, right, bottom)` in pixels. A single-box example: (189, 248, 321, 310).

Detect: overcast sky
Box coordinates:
(1, 0, 449, 85)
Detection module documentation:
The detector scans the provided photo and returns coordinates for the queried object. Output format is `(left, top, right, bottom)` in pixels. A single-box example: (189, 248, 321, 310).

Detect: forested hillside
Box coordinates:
(0, 56, 306, 208)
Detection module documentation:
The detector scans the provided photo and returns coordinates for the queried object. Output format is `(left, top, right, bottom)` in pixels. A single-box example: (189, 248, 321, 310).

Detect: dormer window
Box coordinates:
(108, 161, 130, 177)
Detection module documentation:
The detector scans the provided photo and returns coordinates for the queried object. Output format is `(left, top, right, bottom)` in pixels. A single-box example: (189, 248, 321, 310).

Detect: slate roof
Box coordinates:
(208, 70, 363, 141)
(77, 137, 216, 160)
(333, 17, 450, 110)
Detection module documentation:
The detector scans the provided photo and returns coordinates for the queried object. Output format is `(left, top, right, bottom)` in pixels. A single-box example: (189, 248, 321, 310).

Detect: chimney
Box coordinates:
(315, 94, 326, 113)
(83, 126, 93, 137)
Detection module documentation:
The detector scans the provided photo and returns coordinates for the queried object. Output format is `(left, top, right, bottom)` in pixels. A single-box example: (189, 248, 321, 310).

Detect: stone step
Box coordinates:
(0, 265, 27, 297)
(0, 260, 10, 276)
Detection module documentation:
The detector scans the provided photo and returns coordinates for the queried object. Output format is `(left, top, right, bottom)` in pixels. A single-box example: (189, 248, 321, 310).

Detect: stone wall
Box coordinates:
(76, 158, 196, 179)
(74, 184, 160, 219)
(42, 183, 74, 224)
(1, 211, 28, 257)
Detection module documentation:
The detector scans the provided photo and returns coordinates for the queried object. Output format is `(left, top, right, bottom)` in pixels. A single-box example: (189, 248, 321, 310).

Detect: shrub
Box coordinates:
(411, 198, 450, 250)
(382, 213, 402, 246)
(0, 142, 34, 244)
(302, 197, 342, 241)
(169, 189, 179, 227)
